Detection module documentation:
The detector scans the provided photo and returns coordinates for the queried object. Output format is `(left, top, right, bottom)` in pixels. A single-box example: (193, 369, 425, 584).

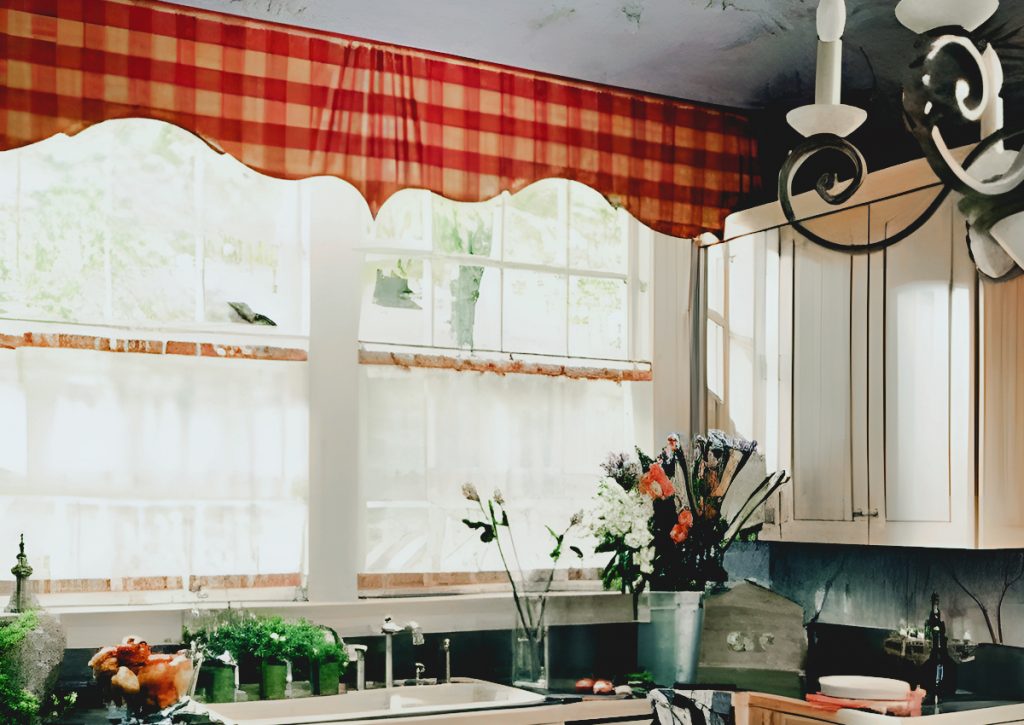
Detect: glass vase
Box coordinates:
(511, 594, 548, 689)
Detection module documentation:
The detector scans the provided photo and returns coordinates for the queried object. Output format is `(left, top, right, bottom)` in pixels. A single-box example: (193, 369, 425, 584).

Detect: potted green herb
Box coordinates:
(252, 616, 292, 700)
(184, 611, 253, 701)
(281, 619, 348, 696)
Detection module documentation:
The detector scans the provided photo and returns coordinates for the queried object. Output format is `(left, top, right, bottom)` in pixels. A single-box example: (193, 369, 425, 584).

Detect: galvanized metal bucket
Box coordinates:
(637, 590, 705, 687)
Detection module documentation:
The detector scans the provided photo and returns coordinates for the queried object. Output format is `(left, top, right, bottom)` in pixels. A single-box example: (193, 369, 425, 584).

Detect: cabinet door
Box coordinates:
(777, 211, 869, 544)
(744, 706, 837, 725)
(867, 191, 975, 547)
(979, 273, 1024, 548)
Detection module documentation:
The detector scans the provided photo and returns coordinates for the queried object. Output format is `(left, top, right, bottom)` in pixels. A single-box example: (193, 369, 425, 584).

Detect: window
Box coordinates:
(358, 181, 654, 573)
(360, 180, 645, 361)
(704, 234, 779, 472)
(0, 119, 309, 335)
(0, 119, 310, 593)
(0, 117, 660, 596)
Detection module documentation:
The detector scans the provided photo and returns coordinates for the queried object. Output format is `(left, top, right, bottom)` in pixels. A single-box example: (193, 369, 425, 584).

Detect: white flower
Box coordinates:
(638, 546, 655, 575)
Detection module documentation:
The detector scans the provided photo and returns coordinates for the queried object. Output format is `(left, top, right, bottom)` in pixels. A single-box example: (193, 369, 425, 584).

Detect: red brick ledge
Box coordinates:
(0, 573, 303, 595)
(0, 332, 307, 362)
(359, 350, 652, 382)
(0, 331, 652, 381)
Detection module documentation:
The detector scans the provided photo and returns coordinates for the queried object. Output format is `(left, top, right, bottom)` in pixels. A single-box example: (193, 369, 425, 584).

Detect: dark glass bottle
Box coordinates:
(922, 592, 957, 699)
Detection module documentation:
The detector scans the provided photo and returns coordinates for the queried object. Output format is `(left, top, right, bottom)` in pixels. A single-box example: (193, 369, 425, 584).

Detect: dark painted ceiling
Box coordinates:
(169, 0, 1024, 190)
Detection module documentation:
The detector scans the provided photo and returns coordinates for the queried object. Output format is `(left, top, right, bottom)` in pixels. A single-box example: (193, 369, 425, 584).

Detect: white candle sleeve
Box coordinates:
(815, 39, 842, 105)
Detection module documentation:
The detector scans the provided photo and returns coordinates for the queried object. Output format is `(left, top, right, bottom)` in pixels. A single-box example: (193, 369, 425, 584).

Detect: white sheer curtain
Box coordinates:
(0, 346, 308, 584)
(359, 365, 652, 572)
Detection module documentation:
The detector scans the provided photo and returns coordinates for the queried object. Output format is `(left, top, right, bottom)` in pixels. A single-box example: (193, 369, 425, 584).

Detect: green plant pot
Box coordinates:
(205, 662, 236, 703)
(259, 659, 288, 700)
(237, 653, 260, 684)
(310, 660, 340, 696)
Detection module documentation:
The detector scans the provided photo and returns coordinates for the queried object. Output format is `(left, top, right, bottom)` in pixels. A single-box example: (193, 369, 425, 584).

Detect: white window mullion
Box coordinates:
(193, 153, 206, 324)
(626, 211, 638, 363)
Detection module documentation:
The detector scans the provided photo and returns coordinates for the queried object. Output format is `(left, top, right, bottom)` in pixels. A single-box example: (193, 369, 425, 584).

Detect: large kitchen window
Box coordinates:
(359, 183, 654, 574)
(0, 117, 658, 596)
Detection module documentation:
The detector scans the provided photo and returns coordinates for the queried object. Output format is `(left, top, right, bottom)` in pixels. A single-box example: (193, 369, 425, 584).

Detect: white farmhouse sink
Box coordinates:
(195, 678, 548, 724)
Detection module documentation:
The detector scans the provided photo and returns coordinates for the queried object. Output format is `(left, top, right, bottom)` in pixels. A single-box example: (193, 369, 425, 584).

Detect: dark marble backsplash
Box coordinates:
(724, 541, 1024, 647)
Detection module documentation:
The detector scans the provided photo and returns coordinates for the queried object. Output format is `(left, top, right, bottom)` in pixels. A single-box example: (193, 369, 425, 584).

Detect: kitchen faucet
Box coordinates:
(381, 616, 423, 688)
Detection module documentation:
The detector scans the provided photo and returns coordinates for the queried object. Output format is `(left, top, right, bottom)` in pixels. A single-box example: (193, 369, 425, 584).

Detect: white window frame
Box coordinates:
(360, 182, 649, 366)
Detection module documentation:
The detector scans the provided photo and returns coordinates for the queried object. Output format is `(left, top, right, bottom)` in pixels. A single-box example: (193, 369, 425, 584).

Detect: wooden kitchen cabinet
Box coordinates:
(777, 210, 867, 545)
(734, 693, 839, 725)
(865, 190, 975, 547)
(718, 153, 1024, 549)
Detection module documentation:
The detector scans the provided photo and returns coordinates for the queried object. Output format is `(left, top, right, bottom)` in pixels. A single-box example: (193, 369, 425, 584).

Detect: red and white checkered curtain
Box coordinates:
(0, 0, 759, 238)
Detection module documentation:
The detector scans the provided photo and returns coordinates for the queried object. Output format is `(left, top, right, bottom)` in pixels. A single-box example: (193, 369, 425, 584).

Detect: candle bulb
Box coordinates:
(816, 0, 846, 41)
(815, 40, 843, 105)
(980, 44, 1004, 148)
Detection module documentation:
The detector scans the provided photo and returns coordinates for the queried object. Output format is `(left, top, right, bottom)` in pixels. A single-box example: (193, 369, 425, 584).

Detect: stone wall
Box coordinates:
(722, 542, 1024, 646)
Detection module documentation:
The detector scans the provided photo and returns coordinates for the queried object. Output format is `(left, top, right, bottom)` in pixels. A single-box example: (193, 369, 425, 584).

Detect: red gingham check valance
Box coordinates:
(0, 0, 759, 238)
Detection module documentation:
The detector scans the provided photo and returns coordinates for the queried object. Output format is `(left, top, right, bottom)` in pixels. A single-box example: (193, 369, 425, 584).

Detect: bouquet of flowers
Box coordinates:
(588, 431, 788, 597)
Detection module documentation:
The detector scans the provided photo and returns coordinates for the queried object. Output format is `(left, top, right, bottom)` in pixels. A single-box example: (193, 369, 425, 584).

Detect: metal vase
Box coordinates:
(637, 590, 705, 687)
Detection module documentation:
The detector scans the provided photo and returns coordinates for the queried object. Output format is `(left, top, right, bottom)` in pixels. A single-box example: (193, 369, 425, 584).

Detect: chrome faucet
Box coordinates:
(381, 616, 423, 688)
(346, 644, 368, 690)
(442, 638, 451, 684)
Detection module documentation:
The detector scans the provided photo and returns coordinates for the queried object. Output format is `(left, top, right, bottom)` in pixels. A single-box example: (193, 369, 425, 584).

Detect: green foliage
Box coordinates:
(284, 621, 348, 668)
(0, 611, 41, 724)
(185, 612, 347, 671)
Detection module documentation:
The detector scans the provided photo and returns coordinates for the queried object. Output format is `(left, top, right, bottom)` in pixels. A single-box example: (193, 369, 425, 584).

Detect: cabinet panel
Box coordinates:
(792, 235, 852, 521)
(777, 213, 867, 544)
(979, 274, 1024, 548)
(867, 191, 974, 547)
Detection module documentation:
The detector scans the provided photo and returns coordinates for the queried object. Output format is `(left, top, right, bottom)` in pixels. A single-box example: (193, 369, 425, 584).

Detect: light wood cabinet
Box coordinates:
(734, 693, 839, 725)
(779, 211, 866, 544)
(718, 153, 1024, 549)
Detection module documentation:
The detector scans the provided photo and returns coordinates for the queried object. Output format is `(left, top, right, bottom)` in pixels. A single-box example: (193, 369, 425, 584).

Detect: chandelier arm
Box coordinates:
(914, 125, 1024, 198)
(779, 132, 952, 253)
(786, 186, 953, 254)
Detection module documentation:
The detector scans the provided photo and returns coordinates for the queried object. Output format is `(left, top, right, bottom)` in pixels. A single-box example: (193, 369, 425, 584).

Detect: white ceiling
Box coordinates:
(164, 0, 899, 108)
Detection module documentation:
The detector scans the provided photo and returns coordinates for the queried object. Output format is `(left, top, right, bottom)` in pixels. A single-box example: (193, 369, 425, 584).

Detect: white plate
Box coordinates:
(819, 675, 911, 701)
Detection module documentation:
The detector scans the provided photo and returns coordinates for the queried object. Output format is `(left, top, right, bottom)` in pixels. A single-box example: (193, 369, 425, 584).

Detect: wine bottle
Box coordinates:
(922, 592, 957, 699)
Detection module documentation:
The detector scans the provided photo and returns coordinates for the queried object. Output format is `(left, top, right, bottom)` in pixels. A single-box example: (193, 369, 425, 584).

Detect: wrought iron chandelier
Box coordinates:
(781, 0, 1024, 279)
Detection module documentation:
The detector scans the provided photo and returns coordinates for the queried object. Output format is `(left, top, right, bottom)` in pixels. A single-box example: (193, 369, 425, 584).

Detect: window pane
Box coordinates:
(432, 196, 500, 259)
(372, 189, 430, 251)
(5, 132, 110, 323)
(106, 122, 201, 325)
(202, 154, 305, 332)
(359, 255, 431, 346)
(707, 319, 725, 399)
(502, 269, 567, 355)
(569, 276, 628, 359)
(504, 179, 567, 266)
(729, 341, 754, 439)
(707, 243, 726, 317)
(432, 262, 500, 350)
(568, 183, 626, 273)
(728, 235, 755, 341)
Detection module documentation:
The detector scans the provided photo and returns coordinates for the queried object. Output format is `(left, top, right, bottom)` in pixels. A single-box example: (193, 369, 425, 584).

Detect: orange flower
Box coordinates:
(670, 508, 693, 544)
(639, 463, 675, 499)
